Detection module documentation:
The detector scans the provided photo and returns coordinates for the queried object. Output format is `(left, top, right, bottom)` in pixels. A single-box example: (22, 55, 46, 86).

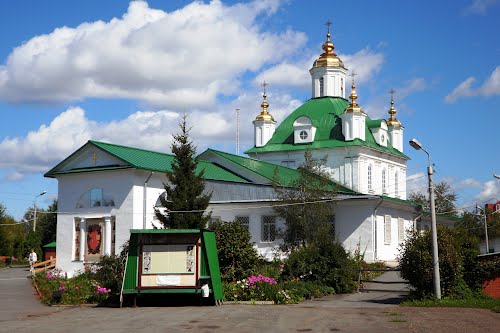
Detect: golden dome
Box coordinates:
(344, 78, 365, 113)
(312, 21, 345, 69)
(386, 91, 402, 127)
(255, 81, 275, 122)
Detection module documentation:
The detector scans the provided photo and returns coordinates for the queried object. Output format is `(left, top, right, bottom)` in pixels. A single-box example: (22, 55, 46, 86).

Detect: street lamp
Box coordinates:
(476, 206, 489, 254)
(494, 174, 500, 180)
(409, 138, 441, 300)
(33, 191, 47, 232)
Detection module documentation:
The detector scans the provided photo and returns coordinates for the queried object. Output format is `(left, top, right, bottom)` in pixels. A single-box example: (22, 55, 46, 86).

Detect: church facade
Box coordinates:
(45, 27, 449, 277)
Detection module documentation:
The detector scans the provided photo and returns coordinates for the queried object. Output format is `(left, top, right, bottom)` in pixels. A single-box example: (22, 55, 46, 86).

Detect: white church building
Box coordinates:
(46, 27, 451, 276)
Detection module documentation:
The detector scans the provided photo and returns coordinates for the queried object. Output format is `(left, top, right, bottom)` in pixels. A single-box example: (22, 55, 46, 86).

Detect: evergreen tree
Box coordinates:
(273, 150, 336, 250)
(155, 114, 211, 229)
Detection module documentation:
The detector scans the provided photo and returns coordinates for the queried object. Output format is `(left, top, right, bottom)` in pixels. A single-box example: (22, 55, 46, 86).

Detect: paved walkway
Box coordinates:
(1, 268, 498, 332)
(0, 266, 62, 323)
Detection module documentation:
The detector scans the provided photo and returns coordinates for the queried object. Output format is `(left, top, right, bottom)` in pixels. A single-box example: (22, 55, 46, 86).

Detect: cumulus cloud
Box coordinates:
(406, 172, 427, 195)
(463, 0, 499, 15)
(0, 87, 302, 177)
(364, 78, 428, 119)
(0, 0, 305, 108)
(254, 48, 384, 89)
(445, 66, 500, 103)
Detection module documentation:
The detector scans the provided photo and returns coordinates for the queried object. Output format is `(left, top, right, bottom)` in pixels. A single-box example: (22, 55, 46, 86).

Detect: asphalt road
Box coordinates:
(0, 267, 498, 333)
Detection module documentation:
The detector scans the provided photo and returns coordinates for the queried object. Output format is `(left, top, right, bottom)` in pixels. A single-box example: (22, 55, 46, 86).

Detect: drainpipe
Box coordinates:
(413, 213, 423, 232)
(143, 172, 154, 229)
(373, 197, 384, 261)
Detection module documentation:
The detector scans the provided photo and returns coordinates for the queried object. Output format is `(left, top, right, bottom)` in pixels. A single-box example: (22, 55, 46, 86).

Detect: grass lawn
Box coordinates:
(402, 296, 500, 313)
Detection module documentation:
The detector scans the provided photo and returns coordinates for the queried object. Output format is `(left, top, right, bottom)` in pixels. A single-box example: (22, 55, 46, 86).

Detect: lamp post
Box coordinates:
(476, 206, 489, 254)
(409, 138, 441, 300)
(494, 174, 500, 180)
(33, 191, 47, 232)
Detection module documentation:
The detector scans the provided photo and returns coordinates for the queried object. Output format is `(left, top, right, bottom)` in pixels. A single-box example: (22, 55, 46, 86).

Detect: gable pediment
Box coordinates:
(45, 141, 130, 177)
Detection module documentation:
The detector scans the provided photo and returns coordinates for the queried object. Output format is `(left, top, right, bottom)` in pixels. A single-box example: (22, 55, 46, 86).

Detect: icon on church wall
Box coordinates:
(87, 224, 102, 255)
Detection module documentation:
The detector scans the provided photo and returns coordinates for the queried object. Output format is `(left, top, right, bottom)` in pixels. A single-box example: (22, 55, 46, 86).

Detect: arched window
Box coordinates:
(382, 169, 387, 194)
(395, 172, 399, 197)
(319, 77, 324, 97)
(76, 188, 115, 208)
(368, 165, 373, 192)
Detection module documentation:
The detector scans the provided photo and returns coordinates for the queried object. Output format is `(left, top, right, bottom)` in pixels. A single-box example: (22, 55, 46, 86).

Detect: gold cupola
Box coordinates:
(344, 74, 365, 114)
(386, 89, 402, 127)
(312, 20, 345, 69)
(255, 81, 274, 121)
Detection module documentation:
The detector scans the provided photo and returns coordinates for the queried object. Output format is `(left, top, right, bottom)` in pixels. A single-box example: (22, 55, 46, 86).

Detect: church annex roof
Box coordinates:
(200, 148, 355, 194)
(44, 140, 250, 184)
(245, 97, 409, 159)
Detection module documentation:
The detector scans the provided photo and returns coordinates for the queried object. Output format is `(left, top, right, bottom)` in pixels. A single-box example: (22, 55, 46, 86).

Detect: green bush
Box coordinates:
(210, 221, 259, 282)
(282, 238, 356, 293)
(398, 226, 464, 298)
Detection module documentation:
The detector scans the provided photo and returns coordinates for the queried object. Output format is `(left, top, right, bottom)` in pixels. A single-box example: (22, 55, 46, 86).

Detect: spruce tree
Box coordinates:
(155, 115, 211, 229)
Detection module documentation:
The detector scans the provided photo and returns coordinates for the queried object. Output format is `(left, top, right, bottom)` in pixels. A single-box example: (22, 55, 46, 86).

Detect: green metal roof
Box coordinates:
(43, 241, 57, 248)
(45, 141, 249, 184)
(245, 97, 408, 160)
(204, 149, 355, 193)
(130, 229, 203, 234)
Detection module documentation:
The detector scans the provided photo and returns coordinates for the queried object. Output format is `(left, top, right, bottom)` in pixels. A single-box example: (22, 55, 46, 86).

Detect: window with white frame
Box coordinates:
(328, 214, 336, 237)
(235, 216, 250, 231)
(208, 216, 221, 228)
(319, 77, 324, 97)
(261, 216, 276, 242)
(395, 172, 399, 197)
(384, 215, 392, 245)
(76, 188, 115, 208)
(382, 169, 387, 194)
(398, 218, 405, 243)
(368, 165, 373, 192)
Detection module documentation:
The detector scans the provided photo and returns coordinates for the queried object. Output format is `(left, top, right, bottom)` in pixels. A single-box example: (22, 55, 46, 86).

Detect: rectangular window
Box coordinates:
(208, 216, 221, 228)
(398, 218, 405, 243)
(281, 160, 296, 168)
(328, 214, 336, 237)
(235, 216, 250, 231)
(319, 77, 324, 97)
(384, 215, 392, 245)
(261, 216, 276, 242)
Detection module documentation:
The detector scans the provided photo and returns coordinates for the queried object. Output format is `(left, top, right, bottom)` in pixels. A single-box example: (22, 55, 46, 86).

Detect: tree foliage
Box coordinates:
(398, 226, 468, 298)
(408, 181, 458, 216)
(209, 220, 259, 281)
(273, 151, 336, 250)
(155, 115, 211, 229)
(283, 237, 356, 293)
(0, 204, 24, 257)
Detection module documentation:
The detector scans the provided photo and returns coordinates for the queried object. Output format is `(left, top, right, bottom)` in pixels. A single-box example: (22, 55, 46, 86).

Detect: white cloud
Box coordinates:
(406, 172, 427, 195)
(341, 48, 384, 84)
(0, 87, 302, 178)
(364, 78, 428, 119)
(445, 66, 500, 103)
(463, 0, 499, 15)
(472, 180, 500, 205)
(255, 48, 384, 88)
(0, 0, 305, 108)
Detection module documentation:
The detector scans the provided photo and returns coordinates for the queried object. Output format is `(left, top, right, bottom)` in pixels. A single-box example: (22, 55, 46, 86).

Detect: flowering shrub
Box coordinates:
(222, 273, 335, 304)
(33, 269, 107, 305)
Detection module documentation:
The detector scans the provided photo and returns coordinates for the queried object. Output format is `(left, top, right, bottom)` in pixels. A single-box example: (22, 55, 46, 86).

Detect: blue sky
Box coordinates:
(0, 0, 499, 219)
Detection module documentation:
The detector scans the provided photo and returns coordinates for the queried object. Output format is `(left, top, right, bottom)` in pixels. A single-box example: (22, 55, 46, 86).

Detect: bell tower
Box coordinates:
(309, 20, 347, 98)
(253, 81, 276, 147)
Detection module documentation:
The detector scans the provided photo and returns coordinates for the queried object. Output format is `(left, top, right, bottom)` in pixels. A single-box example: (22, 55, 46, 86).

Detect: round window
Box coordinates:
(299, 130, 308, 140)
